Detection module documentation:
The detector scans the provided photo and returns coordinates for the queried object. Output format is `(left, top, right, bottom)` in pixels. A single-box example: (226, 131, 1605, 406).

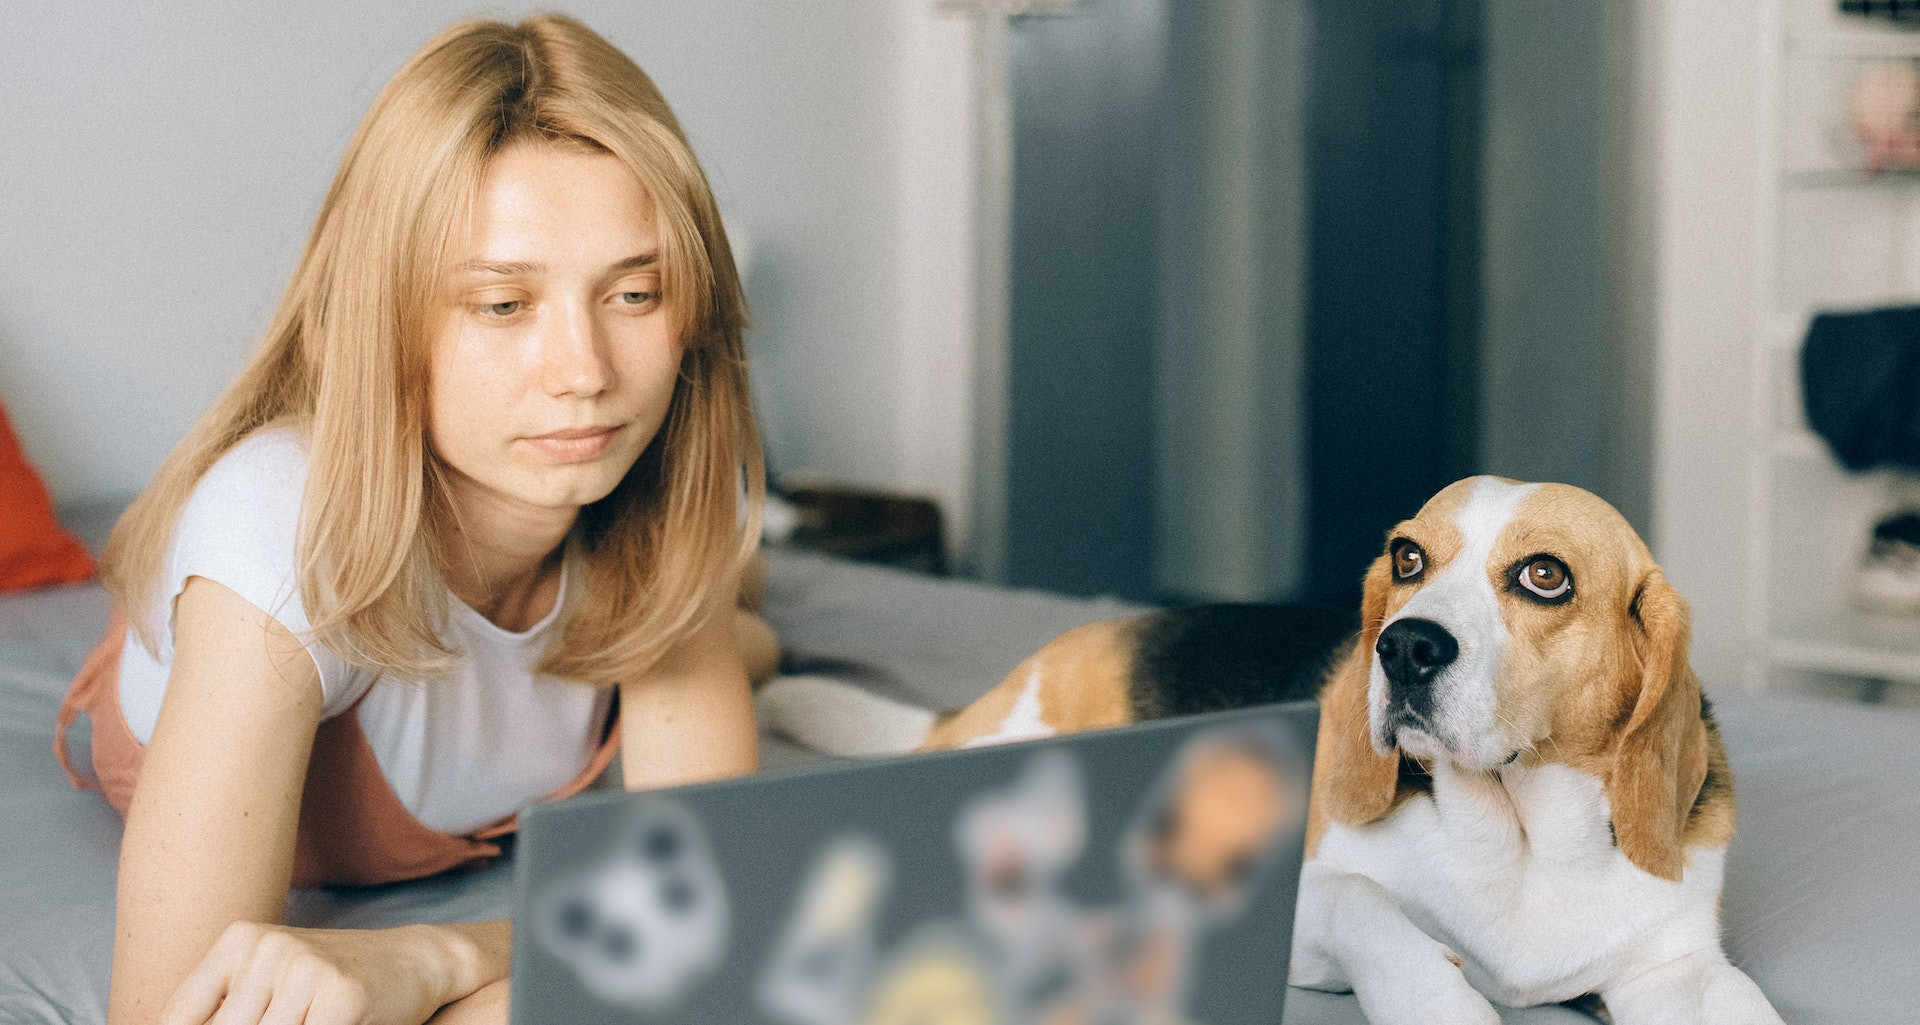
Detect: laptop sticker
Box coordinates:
(532, 796, 731, 1010)
(760, 835, 893, 1025)
(859, 926, 1006, 1025)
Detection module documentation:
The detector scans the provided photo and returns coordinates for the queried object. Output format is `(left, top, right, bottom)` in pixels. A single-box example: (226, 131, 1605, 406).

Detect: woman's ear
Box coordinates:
(1311, 554, 1400, 829)
(1607, 567, 1710, 882)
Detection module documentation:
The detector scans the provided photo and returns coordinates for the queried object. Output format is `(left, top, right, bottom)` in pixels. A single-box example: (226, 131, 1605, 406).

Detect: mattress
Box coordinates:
(3, 503, 1916, 1023)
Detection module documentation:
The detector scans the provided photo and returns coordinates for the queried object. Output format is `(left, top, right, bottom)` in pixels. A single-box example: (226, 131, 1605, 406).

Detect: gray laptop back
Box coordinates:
(511, 700, 1318, 1025)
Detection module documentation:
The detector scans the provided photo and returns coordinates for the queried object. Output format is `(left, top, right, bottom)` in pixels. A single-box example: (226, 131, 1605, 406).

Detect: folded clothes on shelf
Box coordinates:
(1801, 305, 1920, 472)
(1856, 510, 1920, 615)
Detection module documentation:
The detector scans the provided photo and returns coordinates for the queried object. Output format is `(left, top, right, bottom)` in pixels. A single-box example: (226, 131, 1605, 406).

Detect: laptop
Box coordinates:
(510, 700, 1319, 1025)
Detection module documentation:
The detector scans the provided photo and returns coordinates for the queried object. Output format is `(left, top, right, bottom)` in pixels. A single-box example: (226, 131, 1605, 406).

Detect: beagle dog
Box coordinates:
(759, 476, 1783, 1024)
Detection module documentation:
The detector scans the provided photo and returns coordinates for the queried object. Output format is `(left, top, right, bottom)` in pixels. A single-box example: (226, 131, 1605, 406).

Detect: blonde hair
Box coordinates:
(103, 14, 763, 686)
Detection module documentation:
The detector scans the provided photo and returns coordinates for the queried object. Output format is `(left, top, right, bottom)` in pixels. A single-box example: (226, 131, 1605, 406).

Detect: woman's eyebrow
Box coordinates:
(456, 259, 542, 276)
(453, 253, 658, 277)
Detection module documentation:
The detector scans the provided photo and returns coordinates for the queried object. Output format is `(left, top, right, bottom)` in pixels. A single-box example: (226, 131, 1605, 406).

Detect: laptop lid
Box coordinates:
(511, 700, 1318, 1025)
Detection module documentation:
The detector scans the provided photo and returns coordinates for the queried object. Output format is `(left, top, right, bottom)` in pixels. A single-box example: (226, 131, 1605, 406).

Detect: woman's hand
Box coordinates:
(159, 920, 506, 1025)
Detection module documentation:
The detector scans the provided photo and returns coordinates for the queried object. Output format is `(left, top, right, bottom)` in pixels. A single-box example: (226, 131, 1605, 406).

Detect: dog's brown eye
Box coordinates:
(1517, 556, 1572, 600)
(1391, 540, 1426, 581)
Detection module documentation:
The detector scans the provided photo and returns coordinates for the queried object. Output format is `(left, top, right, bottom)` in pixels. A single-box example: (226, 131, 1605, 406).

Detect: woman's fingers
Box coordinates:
(256, 950, 324, 1025)
(251, 935, 372, 1025)
(160, 921, 362, 1025)
(155, 921, 478, 1025)
(206, 926, 286, 1025)
(307, 973, 374, 1025)
(158, 921, 256, 1025)
(256, 981, 316, 1025)
(157, 966, 228, 1025)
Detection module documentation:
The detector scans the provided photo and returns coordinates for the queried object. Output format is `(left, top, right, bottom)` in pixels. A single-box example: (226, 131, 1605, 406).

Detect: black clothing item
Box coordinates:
(1801, 306, 1920, 472)
(1873, 511, 1920, 547)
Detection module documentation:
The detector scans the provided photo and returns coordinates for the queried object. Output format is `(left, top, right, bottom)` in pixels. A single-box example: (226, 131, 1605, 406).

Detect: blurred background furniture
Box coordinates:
(776, 483, 947, 575)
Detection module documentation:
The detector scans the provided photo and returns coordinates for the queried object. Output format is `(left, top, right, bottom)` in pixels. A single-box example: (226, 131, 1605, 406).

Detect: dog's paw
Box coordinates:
(1698, 964, 1786, 1025)
(1604, 954, 1784, 1025)
(1351, 951, 1500, 1025)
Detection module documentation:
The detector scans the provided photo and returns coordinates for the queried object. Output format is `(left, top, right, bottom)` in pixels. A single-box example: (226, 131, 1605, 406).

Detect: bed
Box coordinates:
(4, 502, 1917, 1024)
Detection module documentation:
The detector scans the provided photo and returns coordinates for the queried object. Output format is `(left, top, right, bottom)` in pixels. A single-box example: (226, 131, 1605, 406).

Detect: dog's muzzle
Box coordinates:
(1375, 617, 1458, 742)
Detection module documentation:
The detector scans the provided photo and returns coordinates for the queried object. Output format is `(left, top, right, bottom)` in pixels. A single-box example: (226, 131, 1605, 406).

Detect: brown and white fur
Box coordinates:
(759, 476, 1783, 1024)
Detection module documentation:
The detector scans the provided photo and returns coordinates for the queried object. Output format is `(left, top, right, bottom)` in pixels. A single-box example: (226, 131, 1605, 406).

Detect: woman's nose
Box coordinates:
(540, 304, 611, 397)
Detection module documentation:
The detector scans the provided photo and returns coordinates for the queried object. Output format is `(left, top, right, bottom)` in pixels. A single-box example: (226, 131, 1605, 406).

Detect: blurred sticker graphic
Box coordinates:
(533, 797, 730, 1011)
(955, 749, 1088, 997)
(761, 835, 894, 1025)
(860, 927, 1006, 1025)
(1125, 721, 1303, 920)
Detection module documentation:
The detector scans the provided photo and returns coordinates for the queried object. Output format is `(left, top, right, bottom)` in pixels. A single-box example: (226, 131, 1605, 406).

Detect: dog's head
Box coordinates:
(1314, 476, 1709, 880)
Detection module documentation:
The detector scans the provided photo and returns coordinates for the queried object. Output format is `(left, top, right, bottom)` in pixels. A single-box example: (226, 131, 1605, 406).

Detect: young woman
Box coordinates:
(52, 15, 777, 1025)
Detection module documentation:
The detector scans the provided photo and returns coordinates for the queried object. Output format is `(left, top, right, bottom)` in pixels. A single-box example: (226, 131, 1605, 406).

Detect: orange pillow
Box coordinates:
(0, 399, 96, 591)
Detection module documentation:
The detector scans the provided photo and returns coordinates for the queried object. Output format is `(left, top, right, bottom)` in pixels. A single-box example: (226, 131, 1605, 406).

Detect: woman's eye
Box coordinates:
(617, 291, 657, 307)
(1517, 556, 1572, 600)
(1391, 540, 1425, 581)
(479, 300, 521, 317)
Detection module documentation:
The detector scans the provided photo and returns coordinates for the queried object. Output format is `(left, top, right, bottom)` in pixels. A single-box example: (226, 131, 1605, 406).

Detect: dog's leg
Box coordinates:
(1601, 951, 1784, 1025)
(1289, 861, 1500, 1025)
(755, 675, 936, 756)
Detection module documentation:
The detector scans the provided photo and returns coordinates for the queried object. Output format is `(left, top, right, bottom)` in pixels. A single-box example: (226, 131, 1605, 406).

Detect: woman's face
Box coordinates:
(428, 141, 683, 525)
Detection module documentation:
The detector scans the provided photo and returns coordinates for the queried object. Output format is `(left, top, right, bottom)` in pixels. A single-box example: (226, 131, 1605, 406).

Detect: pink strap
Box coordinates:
(53, 611, 126, 790)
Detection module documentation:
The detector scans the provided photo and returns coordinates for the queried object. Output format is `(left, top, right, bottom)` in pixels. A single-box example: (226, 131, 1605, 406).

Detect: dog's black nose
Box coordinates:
(1376, 618, 1458, 699)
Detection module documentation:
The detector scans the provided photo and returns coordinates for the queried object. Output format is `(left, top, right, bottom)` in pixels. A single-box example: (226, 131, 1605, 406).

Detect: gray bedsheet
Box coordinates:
(3, 505, 1916, 1023)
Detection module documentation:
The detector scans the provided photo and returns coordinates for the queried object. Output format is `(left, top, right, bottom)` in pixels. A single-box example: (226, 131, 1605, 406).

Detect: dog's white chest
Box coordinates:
(1313, 762, 1724, 1006)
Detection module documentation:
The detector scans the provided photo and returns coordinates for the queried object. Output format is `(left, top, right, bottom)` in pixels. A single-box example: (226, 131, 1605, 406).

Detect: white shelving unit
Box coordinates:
(1747, 1, 1920, 700)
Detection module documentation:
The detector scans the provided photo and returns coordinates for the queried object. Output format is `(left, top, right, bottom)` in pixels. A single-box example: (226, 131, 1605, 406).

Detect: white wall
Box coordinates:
(1635, 0, 1765, 686)
(0, 1, 980, 556)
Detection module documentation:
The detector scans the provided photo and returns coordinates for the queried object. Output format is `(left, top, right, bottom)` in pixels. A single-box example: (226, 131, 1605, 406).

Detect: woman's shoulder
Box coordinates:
(190, 426, 311, 506)
(138, 424, 364, 721)
(170, 425, 312, 577)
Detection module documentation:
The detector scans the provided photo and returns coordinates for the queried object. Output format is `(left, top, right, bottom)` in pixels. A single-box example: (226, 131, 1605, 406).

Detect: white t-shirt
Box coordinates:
(117, 428, 615, 835)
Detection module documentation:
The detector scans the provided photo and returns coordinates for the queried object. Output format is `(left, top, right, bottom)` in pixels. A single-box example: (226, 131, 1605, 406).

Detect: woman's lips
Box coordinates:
(521, 424, 620, 463)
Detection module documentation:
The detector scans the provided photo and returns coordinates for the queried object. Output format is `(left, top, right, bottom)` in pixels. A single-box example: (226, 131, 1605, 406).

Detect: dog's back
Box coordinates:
(761, 602, 1353, 757)
(1124, 603, 1354, 720)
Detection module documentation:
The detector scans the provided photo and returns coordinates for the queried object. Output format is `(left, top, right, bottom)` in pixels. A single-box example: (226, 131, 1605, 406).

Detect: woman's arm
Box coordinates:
(619, 602, 759, 790)
(111, 577, 502, 1025)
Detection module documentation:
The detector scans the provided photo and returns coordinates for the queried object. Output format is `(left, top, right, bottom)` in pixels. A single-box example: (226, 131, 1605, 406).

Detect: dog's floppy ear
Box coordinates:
(1312, 554, 1400, 827)
(1607, 567, 1710, 882)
